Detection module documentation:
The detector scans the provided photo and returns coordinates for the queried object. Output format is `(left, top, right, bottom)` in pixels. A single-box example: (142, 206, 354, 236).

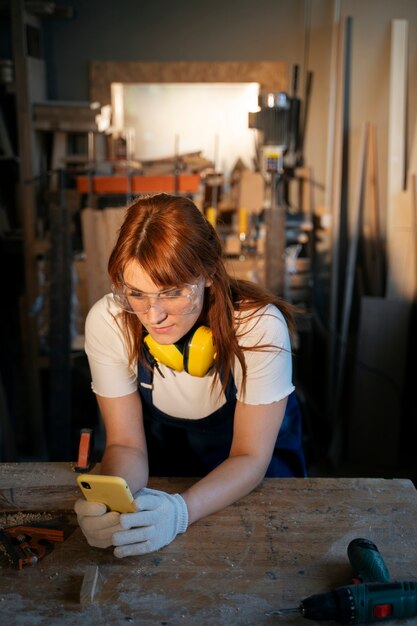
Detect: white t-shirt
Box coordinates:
(84, 294, 295, 420)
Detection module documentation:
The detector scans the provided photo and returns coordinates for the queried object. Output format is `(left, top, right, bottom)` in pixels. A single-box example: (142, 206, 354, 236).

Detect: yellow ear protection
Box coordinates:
(144, 326, 215, 377)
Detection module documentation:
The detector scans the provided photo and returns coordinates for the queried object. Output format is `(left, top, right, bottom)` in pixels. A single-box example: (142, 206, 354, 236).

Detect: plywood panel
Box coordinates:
(347, 296, 410, 468)
(90, 61, 288, 106)
(81, 207, 127, 309)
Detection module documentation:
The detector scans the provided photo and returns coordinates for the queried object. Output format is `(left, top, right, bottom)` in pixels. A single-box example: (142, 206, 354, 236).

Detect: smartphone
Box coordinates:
(76, 474, 136, 513)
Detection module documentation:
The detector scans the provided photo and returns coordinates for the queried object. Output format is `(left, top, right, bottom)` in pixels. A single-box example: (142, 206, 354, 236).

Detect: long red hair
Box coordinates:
(108, 193, 296, 393)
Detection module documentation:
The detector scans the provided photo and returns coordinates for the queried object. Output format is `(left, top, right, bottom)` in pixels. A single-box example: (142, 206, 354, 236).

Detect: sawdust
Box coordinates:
(0, 511, 56, 529)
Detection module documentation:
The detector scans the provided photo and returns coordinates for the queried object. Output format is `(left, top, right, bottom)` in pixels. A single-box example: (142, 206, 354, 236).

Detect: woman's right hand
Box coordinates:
(74, 498, 123, 548)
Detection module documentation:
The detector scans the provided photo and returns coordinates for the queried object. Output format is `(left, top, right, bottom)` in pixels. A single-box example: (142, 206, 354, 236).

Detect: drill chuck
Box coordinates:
(301, 581, 417, 624)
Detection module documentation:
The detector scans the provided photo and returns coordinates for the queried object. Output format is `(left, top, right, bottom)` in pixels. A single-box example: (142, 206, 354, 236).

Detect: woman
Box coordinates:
(75, 193, 306, 557)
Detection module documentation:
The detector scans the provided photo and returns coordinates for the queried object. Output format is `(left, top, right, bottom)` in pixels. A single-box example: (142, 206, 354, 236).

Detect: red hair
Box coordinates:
(108, 193, 296, 393)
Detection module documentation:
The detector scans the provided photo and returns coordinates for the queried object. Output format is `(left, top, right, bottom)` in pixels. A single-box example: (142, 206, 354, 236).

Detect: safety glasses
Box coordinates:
(111, 280, 204, 315)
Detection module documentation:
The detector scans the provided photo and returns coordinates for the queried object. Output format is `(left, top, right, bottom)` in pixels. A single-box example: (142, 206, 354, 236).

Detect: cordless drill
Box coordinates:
(274, 538, 417, 624)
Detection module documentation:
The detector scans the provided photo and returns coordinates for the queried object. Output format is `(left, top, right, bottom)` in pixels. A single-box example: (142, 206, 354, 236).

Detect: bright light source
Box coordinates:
(112, 82, 260, 179)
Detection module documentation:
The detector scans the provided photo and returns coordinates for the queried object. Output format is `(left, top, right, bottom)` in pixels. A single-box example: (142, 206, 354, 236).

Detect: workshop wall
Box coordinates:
(43, 0, 305, 101)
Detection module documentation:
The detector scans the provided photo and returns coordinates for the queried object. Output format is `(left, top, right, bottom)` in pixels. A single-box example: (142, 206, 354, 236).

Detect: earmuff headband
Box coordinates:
(144, 326, 215, 377)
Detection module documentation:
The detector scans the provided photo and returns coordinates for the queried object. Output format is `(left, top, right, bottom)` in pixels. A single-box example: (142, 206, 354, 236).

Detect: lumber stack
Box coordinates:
(345, 20, 416, 469)
(326, 18, 416, 471)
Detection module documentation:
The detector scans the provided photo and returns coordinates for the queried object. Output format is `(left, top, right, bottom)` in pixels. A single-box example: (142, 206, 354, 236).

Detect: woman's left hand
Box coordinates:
(112, 488, 189, 557)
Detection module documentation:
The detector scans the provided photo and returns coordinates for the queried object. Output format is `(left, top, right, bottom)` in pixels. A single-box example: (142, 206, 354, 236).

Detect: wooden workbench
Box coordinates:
(1, 464, 417, 625)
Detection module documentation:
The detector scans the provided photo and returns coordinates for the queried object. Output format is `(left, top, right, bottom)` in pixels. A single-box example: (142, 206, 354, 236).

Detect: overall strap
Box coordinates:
(137, 359, 237, 405)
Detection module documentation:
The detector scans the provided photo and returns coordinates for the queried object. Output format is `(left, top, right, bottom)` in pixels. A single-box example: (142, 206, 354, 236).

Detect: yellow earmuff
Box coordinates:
(144, 326, 216, 377)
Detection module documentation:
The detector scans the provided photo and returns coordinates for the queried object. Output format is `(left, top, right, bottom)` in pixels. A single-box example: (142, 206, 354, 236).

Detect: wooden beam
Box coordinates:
(386, 19, 408, 298)
(362, 124, 384, 296)
(48, 185, 72, 461)
(10, 0, 46, 457)
(328, 123, 368, 465)
(327, 15, 352, 428)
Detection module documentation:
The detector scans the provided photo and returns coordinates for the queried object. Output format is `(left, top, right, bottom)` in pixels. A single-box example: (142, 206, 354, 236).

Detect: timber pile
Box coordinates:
(327, 18, 417, 470)
(347, 21, 416, 469)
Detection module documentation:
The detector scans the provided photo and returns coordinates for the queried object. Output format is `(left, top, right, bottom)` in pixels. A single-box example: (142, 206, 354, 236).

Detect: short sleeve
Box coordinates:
(84, 294, 138, 397)
(232, 304, 295, 405)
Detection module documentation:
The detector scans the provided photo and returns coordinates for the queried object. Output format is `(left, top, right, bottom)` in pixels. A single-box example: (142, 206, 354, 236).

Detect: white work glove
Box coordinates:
(74, 498, 124, 549)
(112, 487, 189, 558)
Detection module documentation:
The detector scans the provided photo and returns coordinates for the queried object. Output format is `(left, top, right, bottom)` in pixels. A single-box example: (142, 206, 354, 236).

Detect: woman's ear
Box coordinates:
(205, 277, 213, 288)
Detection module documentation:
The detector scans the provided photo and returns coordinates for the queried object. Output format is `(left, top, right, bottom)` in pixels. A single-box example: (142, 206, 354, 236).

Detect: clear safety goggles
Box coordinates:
(111, 280, 204, 315)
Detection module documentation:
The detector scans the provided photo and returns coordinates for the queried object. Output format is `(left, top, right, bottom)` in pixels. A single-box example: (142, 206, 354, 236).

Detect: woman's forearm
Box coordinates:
(182, 400, 285, 525)
(100, 443, 149, 494)
(96, 392, 149, 494)
(181, 454, 267, 525)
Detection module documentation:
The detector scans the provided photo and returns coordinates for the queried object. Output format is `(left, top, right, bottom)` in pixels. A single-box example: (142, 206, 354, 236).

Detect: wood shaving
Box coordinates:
(0, 511, 55, 529)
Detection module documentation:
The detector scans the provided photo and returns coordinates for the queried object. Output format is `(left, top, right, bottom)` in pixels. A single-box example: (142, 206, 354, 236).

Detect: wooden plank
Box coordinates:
(103, 207, 127, 261)
(237, 170, 264, 214)
(362, 123, 384, 296)
(328, 123, 368, 465)
(324, 0, 342, 213)
(386, 190, 417, 300)
(409, 115, 417, 180)
(327, 15, 352, 424)
(81, 207, 127, 309)
(385, 107, 417, 300)
(386, 19, 408, 202)
(33, 101, 99, 133)
(81, 208, 109, 308)
(0, 463, 79, 511)
(338, 123, 368, 356)
(386, 19, 408, 298)
(10, 0, 46, 457)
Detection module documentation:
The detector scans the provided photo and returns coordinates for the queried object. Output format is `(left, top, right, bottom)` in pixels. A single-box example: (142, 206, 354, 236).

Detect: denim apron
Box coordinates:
(138, 362, 307, 478)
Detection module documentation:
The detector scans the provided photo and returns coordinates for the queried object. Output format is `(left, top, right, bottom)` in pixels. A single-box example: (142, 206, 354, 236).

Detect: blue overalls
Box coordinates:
(138, 362, 307, 478)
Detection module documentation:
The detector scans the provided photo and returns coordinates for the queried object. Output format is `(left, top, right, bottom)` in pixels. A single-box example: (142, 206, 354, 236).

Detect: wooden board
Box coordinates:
(81, 206, 127, 309)
(328, 123, 368, 465)
(386, 19, 408, 235)
(347, 297, 411, 468)
(1, 464, 417, 625)
(386, 20, 410, 299)
(362, 123, 384, 296)
(89, 61, 289, 107)
(327, 15, 352, 426)
(385, 116, 417, 300)
(236, 170, 264, 213)
(386, 189, 417, 299)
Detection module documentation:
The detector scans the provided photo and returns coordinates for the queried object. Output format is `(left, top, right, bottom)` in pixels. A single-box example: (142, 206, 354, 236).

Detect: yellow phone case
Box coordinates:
(76, 474, 136, 513)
